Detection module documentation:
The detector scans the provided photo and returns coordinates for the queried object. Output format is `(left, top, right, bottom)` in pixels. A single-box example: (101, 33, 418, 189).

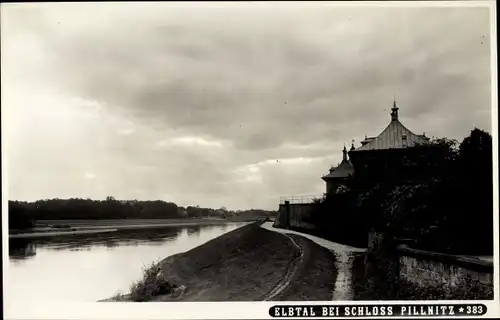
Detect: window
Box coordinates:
(402, 134, 408, 147)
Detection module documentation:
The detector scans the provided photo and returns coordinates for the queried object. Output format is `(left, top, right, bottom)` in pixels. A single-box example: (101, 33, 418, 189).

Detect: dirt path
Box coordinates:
(261, 222, 365, 300)
(262, 234, 304, 301)
(101, 222, 336, 302)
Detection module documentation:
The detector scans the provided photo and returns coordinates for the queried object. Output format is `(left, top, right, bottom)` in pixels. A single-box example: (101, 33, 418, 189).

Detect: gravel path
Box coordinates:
(261, 222, 365, 300)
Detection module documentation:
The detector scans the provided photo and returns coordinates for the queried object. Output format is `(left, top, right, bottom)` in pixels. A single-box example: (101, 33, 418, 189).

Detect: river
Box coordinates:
(6, 222, 248, 310)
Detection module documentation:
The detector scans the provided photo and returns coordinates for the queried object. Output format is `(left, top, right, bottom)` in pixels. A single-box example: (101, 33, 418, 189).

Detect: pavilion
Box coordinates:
(322, 101, 429, 196)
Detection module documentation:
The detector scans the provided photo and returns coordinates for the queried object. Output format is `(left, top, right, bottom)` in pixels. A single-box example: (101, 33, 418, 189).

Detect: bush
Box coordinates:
(129, 261, 177, 302)
(309, 193, 369, 247)
(110, 292, 128, 301)
(349, 129, 493, 255)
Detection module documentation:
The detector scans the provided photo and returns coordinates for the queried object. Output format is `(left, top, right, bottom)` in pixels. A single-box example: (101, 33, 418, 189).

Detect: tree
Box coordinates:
(454, 128, 493, 254)
(9, 201, 35, 230)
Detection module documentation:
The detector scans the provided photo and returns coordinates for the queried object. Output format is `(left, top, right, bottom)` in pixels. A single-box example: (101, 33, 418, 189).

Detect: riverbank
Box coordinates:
(9, 228, 118, 239)
(36, 218, 259, 227)
(101, 222, 336, 301)
(10, 218, 257, 238)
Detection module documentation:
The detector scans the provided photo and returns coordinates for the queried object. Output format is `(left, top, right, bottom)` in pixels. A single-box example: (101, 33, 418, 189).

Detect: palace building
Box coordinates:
(322, 101, 429, 196)
(321, 144, 355, 195)
(276, 100, 430, 230)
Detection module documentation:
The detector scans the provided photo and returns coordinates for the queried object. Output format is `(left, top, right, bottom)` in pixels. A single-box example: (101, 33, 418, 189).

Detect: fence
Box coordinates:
(279, 195, 324, 205)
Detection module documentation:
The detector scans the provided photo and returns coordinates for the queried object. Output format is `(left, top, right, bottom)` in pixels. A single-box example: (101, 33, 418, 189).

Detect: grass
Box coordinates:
(351, 253, 493, 300)
(154, 222, 301, 301)
(103, 222, 337, 302)
(128, 260, 178, 302)
(273, 235, 337, 301)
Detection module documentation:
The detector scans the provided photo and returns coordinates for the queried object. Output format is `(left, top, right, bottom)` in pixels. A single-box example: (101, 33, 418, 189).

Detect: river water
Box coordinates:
(6, 222, 247, 309)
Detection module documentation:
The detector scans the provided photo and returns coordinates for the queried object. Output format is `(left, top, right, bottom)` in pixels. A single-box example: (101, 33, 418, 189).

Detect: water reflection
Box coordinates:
(9, 239, 36, 260)
(186, 225, 201, 236)
(6, 222, 247, 309)
(9, 227, 188, 256)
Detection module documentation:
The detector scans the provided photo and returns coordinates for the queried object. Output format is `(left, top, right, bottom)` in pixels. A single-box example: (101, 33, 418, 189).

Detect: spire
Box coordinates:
(391, 99, 399, 121)
(350, 139, 355, 151)
(342, 145, 348, 161)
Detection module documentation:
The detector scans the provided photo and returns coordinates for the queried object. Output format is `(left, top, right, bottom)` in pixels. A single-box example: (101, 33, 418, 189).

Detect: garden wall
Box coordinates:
(273, 202, 317, 230)
(396, 246, 493, 290)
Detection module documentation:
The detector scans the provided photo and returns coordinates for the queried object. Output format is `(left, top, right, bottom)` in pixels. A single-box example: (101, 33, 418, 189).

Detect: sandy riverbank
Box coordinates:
(101, 222, 336, 302)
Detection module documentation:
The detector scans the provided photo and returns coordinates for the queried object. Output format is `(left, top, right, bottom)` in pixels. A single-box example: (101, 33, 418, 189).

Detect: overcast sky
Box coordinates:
(2, 2, 493, 210)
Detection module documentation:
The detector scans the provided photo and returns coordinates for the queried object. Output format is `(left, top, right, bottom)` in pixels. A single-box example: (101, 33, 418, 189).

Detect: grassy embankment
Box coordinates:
(104, 222, 336, 302)
(272, 234, 336, 301)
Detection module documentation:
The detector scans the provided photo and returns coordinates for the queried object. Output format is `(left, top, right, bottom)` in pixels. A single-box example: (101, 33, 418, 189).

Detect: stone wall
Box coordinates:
(397, 246, 493, 290)
(365, 229, 493, 292)
(273, 202, 290, 228)
(273, 202, 317, 230)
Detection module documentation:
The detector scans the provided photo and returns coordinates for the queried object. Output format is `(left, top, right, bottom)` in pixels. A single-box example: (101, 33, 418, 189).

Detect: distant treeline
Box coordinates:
(8, 197, 277, 230)
(311, 128, 493, 255)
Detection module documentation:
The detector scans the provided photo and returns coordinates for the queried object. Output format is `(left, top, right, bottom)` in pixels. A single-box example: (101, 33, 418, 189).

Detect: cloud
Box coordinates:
(2, 3, 493, 209)
(83, 172, 96, 180)
(154, 136, 224, 149)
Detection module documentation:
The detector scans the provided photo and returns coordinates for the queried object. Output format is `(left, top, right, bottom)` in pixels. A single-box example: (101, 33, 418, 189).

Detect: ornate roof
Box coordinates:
(351, 101, 428, 152)
(360, 136, 376, 146)
(322, 146, 354, 180)
(322, 160, 354, 179)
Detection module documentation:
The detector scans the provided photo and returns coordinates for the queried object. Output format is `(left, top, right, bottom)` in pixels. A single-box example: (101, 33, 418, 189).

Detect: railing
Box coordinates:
(279, 194, 324, 205)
